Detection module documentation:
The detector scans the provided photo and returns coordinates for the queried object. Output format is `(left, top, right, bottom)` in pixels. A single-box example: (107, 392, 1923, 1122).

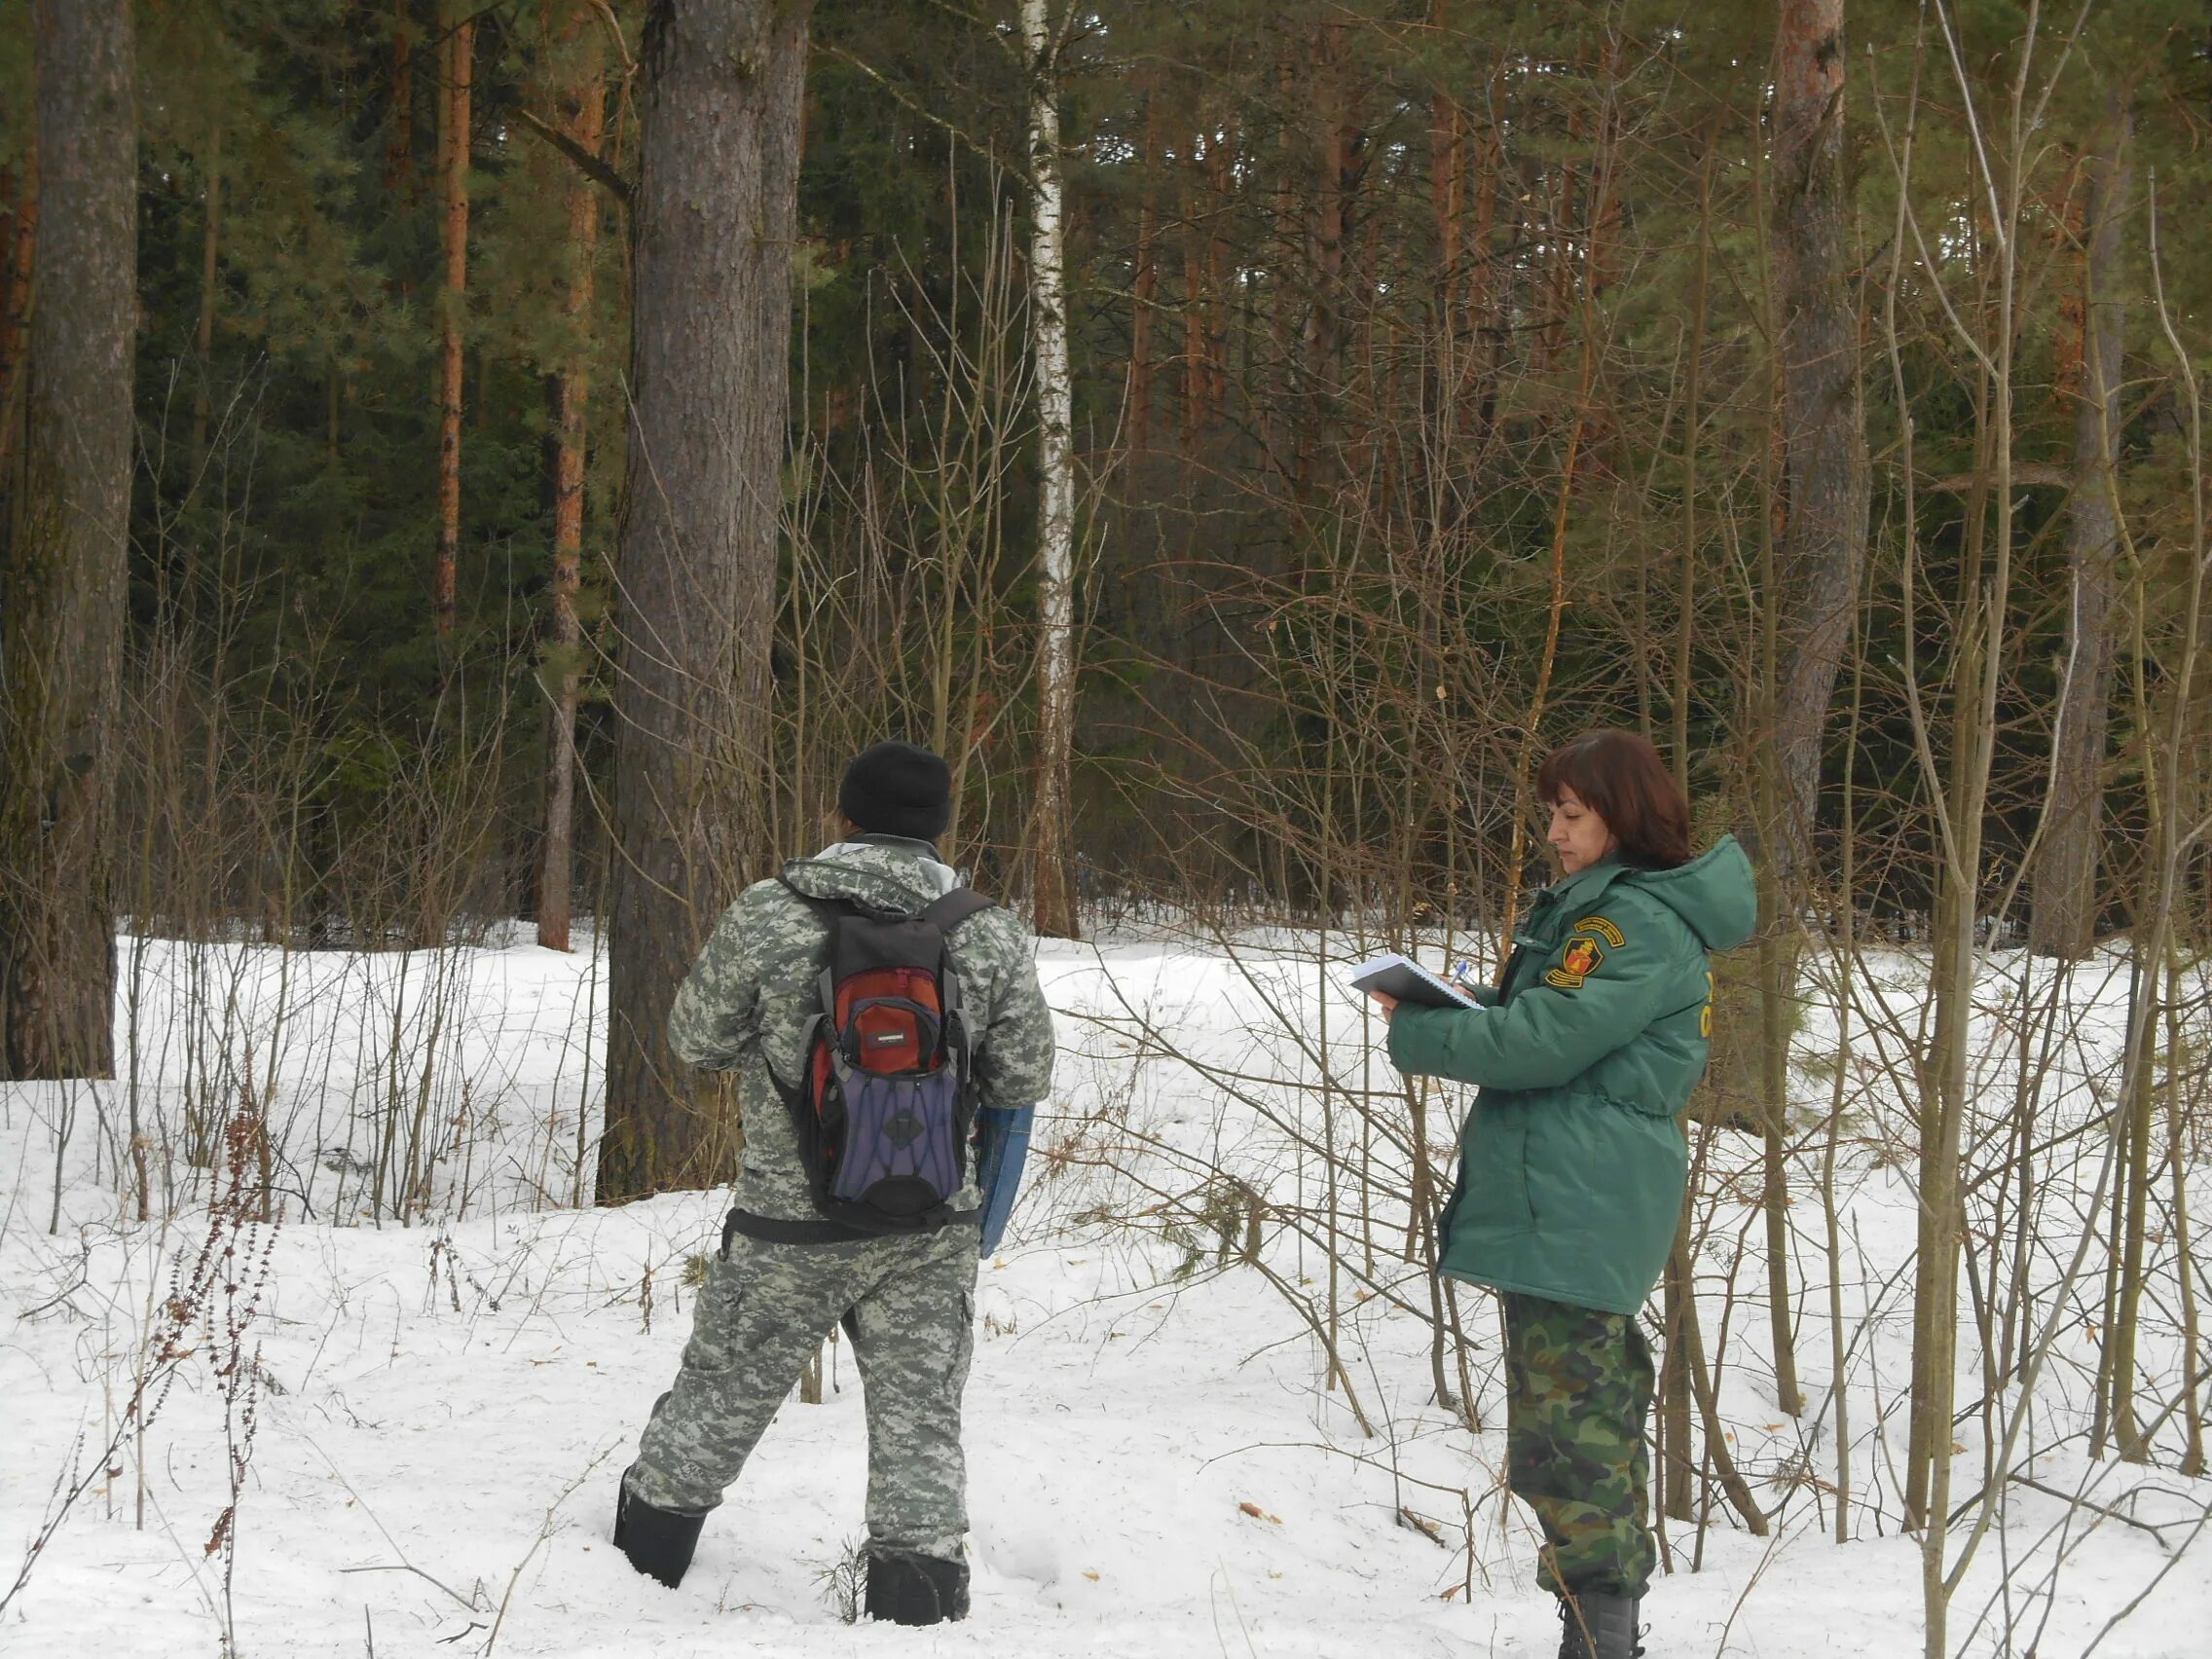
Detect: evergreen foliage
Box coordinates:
(0, 0, 2205, 940)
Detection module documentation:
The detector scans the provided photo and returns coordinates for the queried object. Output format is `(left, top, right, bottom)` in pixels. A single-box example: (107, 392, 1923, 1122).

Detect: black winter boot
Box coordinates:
(864, 1547, 970, 1626)
(613, 1468, 706, 1589)
(1556, 1589, 1644, 1659)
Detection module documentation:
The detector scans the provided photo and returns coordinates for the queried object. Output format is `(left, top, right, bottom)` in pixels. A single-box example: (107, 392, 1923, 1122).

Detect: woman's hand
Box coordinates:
(1367, 989, 1399, 1024)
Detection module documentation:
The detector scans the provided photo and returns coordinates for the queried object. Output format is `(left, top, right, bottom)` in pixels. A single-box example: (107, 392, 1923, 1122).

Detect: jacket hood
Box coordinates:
(779, 835, 962, 915)
(1618, 833, 1756, 952)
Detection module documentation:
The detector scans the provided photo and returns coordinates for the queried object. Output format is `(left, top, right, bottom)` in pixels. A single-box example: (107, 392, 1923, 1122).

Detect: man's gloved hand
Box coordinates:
(974, 1104, 1034, 1257)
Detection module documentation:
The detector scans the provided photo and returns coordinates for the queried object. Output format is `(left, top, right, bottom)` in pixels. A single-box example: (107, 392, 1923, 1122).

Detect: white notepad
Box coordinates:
(1346, 952, 1480, 1010)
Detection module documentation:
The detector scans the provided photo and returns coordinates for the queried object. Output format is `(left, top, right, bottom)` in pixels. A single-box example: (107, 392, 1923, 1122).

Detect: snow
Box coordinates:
(3, 928, 2207, 1657)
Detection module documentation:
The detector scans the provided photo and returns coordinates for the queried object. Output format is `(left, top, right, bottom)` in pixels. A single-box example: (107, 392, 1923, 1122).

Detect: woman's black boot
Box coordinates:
(864, 1546, 970, 1625)
(613, 1469, 706, 1589)
(1557, 1589, 1644, 1659)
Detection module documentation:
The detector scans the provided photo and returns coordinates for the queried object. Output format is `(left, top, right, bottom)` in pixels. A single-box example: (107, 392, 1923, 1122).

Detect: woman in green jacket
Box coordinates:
(1371, 730, 1754, 1659)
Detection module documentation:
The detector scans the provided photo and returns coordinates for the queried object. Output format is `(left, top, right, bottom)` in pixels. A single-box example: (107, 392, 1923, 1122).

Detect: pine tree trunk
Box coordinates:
(1466, 62, 1500, 445)
(1128, 90, 1158, 452)
(1769, 0, 1868, 887)
(537, 8, 608, 956)
(1307, 22, 1349, 493)
(191, 125, 221, 471)
(2030, 112, 2130, 959)
(1179, 147, 1204, 451)
(1751, 370, 1808, 1416)
(386, 8, 416, 196)
(433, 7, 473, 645)
(0, 157, 39, 480)
(0, 0, 136, 1082)
(597, 0, 811, 1201)
(1202, 135, 1230, 417)
(1674, 138, 1714, 778)
(1429, 3, 1461, 298)
(1537, 112, 1582, 375)
(1024, 0, 1080, 941)
(1761, 0, 1863, 1440)
(1264, 55, 1297, 487)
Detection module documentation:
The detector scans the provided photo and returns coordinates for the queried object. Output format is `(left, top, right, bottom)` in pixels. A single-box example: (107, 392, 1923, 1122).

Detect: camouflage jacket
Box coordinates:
(667, 834, 1058, 1224)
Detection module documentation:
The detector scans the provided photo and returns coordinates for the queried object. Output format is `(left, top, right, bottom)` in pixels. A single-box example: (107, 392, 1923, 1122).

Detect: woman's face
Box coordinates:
(1547, 786, 1618, 874)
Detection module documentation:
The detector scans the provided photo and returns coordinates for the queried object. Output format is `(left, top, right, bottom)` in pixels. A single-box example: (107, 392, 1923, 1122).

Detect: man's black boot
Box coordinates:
(613, 1469, 706, 1590)
(864, 1547, 970, 1625)
(1557, 1589, 1644, 1659)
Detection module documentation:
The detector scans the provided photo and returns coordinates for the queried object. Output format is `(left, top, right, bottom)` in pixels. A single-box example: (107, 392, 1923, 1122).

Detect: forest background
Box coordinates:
(8, 0, 2209, 1106)
(3, 5, 2212, 1652)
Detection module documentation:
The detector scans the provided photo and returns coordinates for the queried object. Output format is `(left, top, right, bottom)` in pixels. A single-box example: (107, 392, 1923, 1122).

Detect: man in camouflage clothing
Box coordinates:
(613, 742, 1056, 1625)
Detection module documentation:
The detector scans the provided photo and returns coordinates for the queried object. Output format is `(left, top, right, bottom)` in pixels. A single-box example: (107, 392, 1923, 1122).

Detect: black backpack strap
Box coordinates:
(918, 888, 993, 932)
(916, 889, 990, 1081)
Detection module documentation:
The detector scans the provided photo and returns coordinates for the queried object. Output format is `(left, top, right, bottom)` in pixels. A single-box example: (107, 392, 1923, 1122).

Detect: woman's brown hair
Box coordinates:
(1535, 729, 1693, 870)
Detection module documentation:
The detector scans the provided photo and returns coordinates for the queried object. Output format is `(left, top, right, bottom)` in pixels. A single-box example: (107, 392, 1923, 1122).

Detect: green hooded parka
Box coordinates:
(1386, 836, 1756, 1314)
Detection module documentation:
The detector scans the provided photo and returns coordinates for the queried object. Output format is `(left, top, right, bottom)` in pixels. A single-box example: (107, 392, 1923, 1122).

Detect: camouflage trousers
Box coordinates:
(627, 1222, 978, 1562)
(1501, 1292, 1656, 1598)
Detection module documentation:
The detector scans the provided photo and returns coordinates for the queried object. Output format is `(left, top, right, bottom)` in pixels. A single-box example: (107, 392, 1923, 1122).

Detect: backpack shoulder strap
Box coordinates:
(918, 888, 994, 932)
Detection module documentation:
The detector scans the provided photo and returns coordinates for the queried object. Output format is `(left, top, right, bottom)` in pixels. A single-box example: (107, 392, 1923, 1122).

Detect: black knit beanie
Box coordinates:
(838, 742, 953, 842)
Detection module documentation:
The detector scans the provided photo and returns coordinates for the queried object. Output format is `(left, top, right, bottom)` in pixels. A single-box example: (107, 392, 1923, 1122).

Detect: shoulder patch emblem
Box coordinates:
(1575, 915, 1626, 948)
(1545, 933, 1607, 990)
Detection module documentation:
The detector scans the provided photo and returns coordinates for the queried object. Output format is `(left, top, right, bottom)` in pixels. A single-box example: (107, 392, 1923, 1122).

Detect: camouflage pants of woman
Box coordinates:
(626, 1223, 978, 1562)
(1501, 1292, 1656, 1598)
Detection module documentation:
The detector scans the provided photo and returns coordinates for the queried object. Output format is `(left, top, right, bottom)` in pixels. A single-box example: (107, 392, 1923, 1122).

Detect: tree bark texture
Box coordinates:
(386, 8, 416, 196)
(191, 125, 221, 470)
(0, 157, 37, 479)
(1429, 2, 1461, 297)
(434, 7, 474, 645)
(1179, 148, 1205, 450)
(0, 0, 136, 1081)
(536, 7, 608, 956)
(2030, 115, 2131, 959)
(1305, 21, 1354, 496)
(598, 0, 811, 1201)
(1128, 89, 1158, 452)
(1024, 0, 1080, 940)
(1768, 0, 1868, 887)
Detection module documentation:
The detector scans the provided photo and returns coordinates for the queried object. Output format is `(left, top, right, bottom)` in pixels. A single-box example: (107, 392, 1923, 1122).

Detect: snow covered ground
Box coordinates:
(3, 928, 2207, 1657)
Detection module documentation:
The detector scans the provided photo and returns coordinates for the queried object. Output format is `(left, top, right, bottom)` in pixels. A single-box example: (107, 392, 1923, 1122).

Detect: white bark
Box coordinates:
(1024, 0, 1080, 938)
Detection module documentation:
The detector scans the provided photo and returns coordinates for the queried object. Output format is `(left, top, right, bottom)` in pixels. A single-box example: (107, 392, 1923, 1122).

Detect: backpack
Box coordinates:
(773, 880, 995, 1233)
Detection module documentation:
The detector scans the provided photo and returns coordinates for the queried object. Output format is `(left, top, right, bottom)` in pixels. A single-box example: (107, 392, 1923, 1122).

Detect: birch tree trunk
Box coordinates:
(2030, 111, 2131, 960)
(433, 5, 473, 645)
(536, 7, 607, 955)
(0, 0, 136, 1081)
(1770, 0, 1868, 882)
(598, 0, 811, 1200)
(1023, 0, 1080, 940)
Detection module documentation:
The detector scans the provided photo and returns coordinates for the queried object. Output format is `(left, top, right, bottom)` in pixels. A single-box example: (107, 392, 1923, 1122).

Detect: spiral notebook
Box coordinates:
(1346, 952, 1480, 1010)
